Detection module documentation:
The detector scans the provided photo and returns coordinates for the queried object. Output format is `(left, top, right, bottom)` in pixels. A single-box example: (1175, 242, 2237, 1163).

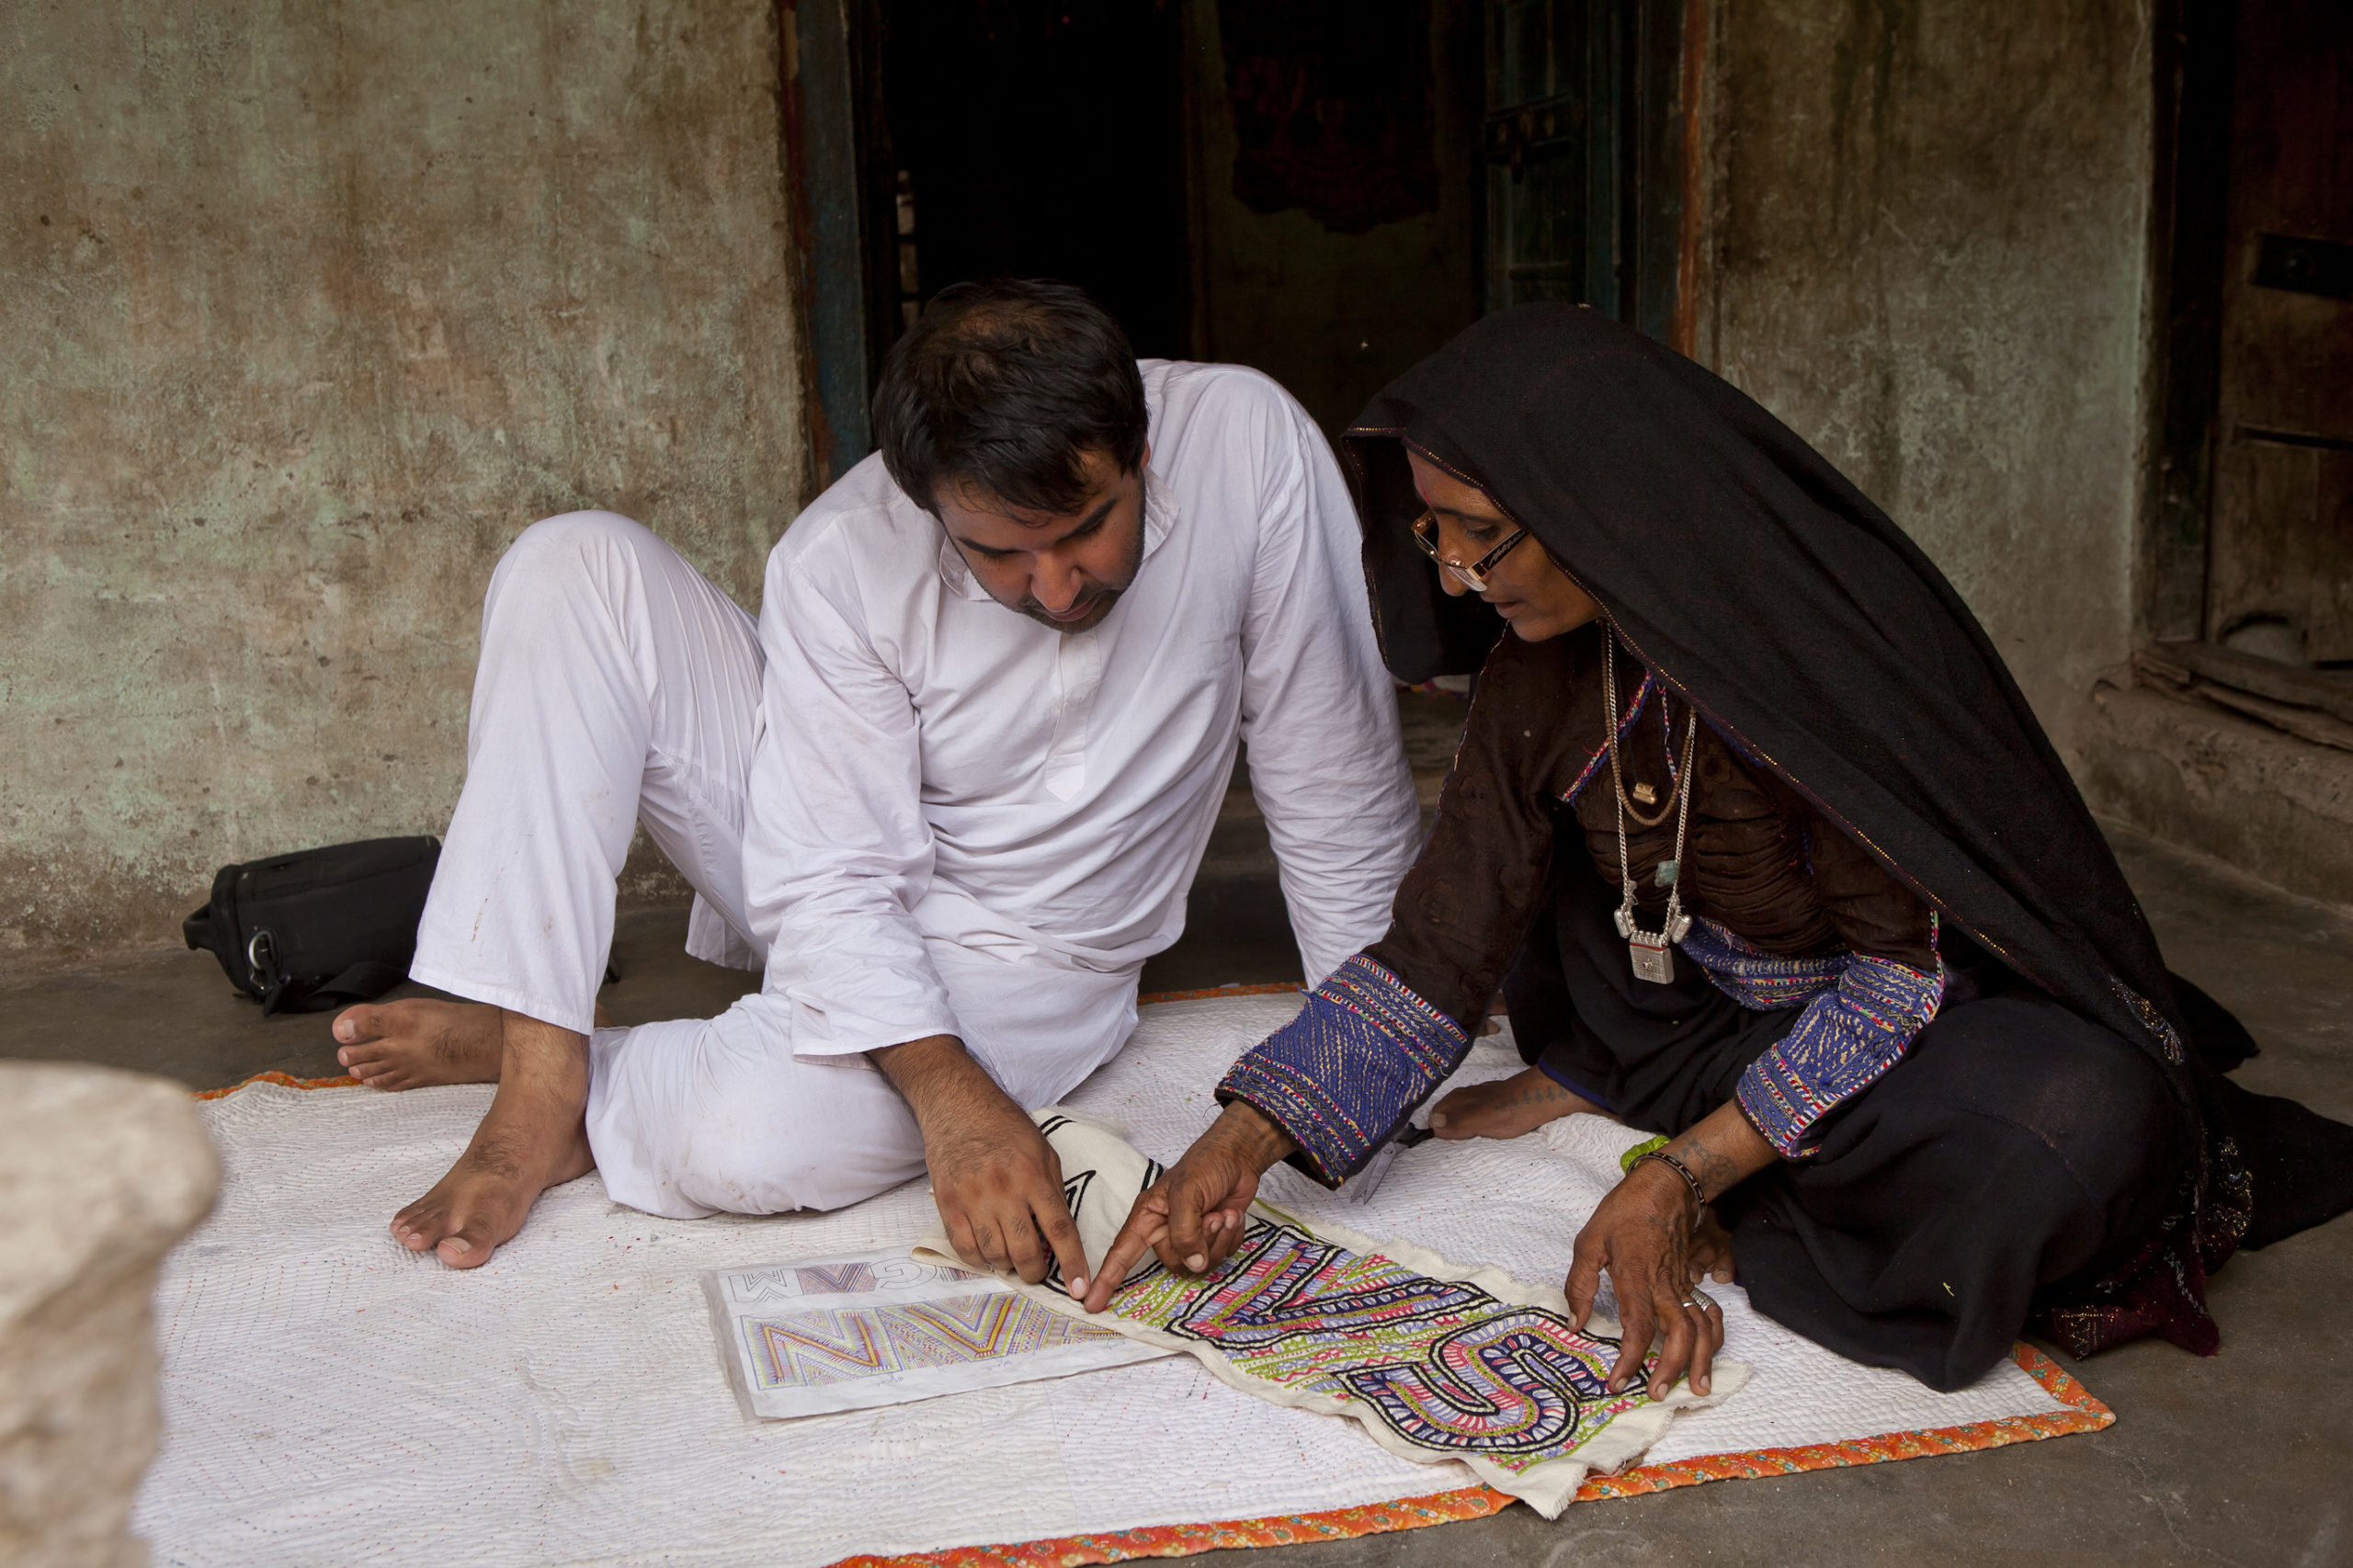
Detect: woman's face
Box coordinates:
(1406, 449, 1601, 642)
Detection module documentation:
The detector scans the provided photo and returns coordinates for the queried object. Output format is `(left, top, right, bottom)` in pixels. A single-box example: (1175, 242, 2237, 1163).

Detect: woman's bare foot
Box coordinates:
(335, 996, 613, 1089)
(1688, 1204, 1737, 1284)
(390, 1011, 596, 1268)
(1429, 1066, 1605, 1141)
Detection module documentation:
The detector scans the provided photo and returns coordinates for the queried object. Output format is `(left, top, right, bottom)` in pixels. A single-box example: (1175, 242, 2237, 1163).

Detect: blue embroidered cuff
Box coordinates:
(1216, 954, 1471, 1187)
(1734, 949, 1944, 1158)
(1677, 917, 1845, 1012)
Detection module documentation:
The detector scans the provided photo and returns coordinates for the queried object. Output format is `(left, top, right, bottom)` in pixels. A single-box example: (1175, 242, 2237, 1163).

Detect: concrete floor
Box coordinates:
(3, 812, 2347, 1565)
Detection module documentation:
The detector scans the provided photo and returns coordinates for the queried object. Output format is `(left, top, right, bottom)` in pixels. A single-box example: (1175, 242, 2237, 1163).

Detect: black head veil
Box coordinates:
(1346, 303, 2186, 1068)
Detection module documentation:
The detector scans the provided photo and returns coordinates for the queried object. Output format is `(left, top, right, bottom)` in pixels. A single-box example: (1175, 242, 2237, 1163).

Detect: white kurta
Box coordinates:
(412, 361, 1420, 1220)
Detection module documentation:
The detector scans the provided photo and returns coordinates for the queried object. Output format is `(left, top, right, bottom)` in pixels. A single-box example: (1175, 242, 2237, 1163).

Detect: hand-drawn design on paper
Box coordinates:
(794, 1261, 878, 1295)
(721, 1256, 977, 1305)
(745, 1292, 1130, 1392)
(1108, 1220, 1642, 1470)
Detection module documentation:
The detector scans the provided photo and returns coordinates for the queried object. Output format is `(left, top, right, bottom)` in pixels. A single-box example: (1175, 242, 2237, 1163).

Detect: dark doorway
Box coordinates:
(1180, 0, 1484, 437)
(782, 0, 1692, 471)
(2152, 0, 2353, 667)
(880, 1, 1193, 360)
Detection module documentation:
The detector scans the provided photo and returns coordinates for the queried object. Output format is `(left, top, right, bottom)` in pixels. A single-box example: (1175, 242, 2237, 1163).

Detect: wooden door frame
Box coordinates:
(2142, 0, 2237, 643)
(779, 0, 900, 496)
(1478, 0, 1703, 350)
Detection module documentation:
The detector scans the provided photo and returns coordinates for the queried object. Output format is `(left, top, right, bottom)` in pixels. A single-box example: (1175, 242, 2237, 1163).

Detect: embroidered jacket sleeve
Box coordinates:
(1722, 798, 1944, 1158)
(1217, 631, 1598, 1185)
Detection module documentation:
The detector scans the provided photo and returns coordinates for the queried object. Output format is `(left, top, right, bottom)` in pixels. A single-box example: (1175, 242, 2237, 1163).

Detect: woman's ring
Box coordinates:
(1683, 1289, 1716, 1312)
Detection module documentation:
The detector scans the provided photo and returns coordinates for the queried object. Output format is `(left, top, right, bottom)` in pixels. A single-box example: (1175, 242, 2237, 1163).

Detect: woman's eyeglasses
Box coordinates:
(1412, 510, 1528, 592)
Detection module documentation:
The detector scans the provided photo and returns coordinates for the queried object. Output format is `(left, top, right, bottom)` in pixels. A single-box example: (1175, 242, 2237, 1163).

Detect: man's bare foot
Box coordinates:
(390, 1010, 595, 1268)
(335, 996, 613, 1089)
(1430, 1066, 1605, 1141)
(335, 998, 502, 1088)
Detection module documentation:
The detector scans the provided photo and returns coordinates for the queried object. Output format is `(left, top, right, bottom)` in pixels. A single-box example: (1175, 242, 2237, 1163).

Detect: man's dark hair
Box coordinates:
(872, 278, 1149, 517)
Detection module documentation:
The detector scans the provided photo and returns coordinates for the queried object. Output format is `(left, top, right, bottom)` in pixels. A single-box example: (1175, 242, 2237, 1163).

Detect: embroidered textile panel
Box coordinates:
(918, 1108, 1748, 1517)
(1115, 1219, 1649, 1461)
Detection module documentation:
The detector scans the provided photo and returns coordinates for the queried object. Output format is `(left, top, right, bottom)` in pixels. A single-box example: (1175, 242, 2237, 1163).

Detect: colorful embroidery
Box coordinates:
(1218, 955, 1470, 1185)
(1104, 1219, 1653, 1472)
(1727, 923, 1944, 1158)
(1677, 917, 1847, 1011)
(745, 1294, 1128, 1391)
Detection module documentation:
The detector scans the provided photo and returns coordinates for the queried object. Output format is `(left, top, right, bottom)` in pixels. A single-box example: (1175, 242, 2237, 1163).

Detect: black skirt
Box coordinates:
(1502, 841, 2195, 1392)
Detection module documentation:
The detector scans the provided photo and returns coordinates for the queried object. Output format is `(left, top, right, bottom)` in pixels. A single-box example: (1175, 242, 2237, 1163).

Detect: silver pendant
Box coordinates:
(1630, 931, 1675, 984)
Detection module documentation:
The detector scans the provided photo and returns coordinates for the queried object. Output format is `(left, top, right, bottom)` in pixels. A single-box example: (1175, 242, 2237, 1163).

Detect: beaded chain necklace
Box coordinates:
(1603, 633, 1697, 983)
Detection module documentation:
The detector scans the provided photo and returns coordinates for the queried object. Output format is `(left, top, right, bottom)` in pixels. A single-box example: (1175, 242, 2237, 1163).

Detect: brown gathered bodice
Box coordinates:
(1369, 624, 1936, 1034)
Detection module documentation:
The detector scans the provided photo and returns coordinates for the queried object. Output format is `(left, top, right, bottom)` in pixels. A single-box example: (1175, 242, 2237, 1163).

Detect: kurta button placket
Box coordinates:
(1042, 626, 1104, 801)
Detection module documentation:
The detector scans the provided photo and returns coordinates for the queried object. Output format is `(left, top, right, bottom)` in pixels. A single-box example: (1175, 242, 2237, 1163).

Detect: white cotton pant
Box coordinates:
(409, 512, 1139, 1220)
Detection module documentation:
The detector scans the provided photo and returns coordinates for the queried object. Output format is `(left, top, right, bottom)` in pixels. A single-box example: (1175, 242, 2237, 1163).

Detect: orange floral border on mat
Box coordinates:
(831, 1346, 2110, 1568)
(193, 1069, 358, 1100)
(187, 990, 2114, 1567)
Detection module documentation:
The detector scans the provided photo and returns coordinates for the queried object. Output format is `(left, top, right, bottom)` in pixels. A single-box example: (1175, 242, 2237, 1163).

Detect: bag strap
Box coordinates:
(261, 960, 409, 1017)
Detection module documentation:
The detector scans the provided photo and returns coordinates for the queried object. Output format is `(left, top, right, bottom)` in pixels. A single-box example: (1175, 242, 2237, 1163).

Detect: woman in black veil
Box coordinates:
(1085, 305, 2353, 1395)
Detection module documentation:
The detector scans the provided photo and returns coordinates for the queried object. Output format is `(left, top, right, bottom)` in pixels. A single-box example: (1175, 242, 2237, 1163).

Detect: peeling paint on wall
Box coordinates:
(2, 1, 806, 964)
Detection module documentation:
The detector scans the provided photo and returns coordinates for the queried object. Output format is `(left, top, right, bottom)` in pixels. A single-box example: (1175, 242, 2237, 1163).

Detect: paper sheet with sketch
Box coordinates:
(703, 1244, 1170, 1419)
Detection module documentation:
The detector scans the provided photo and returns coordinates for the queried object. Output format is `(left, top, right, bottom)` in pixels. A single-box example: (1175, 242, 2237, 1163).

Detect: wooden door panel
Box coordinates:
(1484, 0, 1608, 314)
(2212, 439, 2353, 661)
(2206, 0, 2352, 656)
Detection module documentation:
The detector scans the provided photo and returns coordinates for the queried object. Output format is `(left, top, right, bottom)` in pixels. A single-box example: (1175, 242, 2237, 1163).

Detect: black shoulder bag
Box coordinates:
(183, 836, 441, 1016)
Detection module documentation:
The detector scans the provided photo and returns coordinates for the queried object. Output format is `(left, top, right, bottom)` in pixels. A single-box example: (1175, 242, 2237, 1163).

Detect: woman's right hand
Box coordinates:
(1081, 1101, 1294, 1313)
(1564, 1159, 1726, 1398)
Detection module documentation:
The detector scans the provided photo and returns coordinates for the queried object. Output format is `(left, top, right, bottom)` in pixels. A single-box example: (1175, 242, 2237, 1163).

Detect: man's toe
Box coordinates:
(333, 1005, 385, 1045)
(436, 1218, 501, 1269)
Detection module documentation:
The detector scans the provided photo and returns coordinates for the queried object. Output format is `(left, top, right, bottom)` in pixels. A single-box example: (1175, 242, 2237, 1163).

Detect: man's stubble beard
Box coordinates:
(1005, 511, 1147, 634)
(1014, 585, 1123, 633)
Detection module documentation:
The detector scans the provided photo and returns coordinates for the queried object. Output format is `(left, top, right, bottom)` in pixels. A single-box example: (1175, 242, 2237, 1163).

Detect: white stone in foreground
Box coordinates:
(1, 1063, 219, 1568)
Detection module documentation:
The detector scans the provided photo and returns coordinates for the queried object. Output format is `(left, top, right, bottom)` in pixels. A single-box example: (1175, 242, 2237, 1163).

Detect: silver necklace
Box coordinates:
(1603, 634, 1697, 984)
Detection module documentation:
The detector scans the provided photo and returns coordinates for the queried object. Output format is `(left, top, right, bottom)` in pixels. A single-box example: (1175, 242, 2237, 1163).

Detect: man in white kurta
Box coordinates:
(348, 283, 1419, 1274)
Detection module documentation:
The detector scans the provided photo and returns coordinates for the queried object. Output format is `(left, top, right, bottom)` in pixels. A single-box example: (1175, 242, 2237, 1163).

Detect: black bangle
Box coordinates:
(1633, 1148, 1706, 1220)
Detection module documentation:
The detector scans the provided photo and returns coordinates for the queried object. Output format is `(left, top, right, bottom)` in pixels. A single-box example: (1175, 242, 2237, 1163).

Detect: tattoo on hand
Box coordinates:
(1218, 1102, 1293, 1166)
(1666, 1136, 1741, 1201)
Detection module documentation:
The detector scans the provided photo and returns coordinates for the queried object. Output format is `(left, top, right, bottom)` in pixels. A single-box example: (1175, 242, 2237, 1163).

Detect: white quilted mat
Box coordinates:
(136, 992, 2079, 1567)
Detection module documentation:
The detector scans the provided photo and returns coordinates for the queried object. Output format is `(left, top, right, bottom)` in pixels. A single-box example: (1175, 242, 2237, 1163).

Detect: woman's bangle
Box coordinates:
(1632, 1148, 1707, 1221)
(1618, 1133, 1670, 1176)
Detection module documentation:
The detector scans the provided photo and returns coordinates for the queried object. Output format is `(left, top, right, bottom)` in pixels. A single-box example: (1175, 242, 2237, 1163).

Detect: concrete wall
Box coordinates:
(1699, 0, 2157, 769)
(1, 2, 806, 965)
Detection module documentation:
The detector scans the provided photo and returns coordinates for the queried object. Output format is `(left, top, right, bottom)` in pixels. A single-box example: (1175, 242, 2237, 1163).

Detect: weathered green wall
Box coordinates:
(1699, 0, 2156, 769)
(1, 2, 805, 965)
